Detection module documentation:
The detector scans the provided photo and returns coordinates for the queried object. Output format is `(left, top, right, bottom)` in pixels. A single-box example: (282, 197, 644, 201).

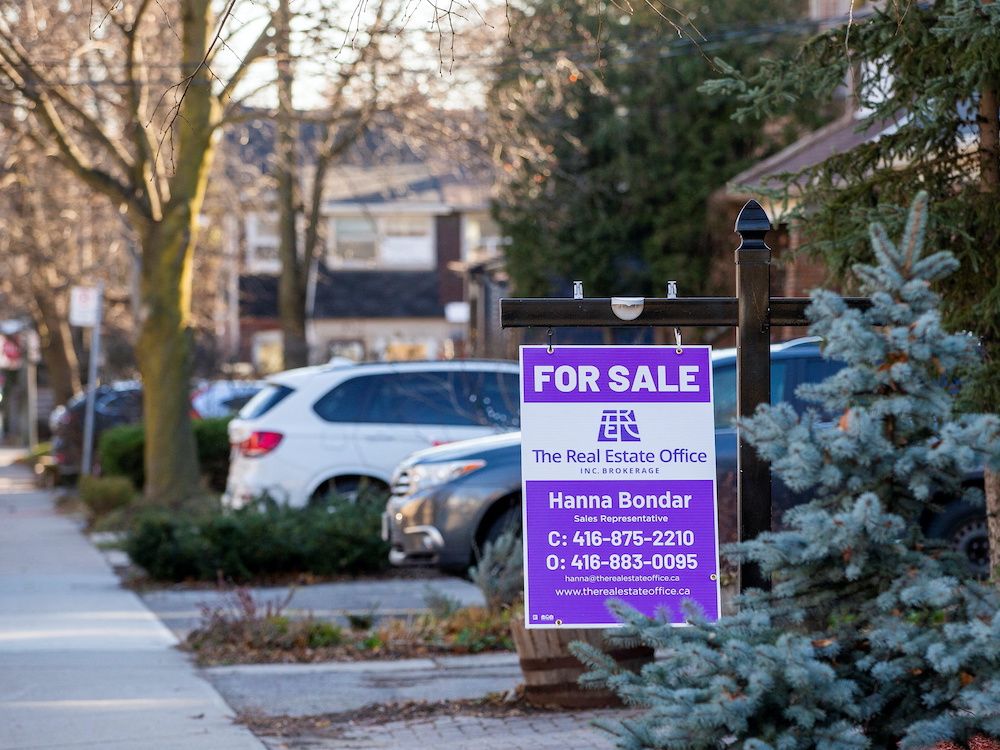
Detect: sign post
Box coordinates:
(520, 345, 721, 628)
(25, 330, 40, 450)
(71, 285, 104, 477)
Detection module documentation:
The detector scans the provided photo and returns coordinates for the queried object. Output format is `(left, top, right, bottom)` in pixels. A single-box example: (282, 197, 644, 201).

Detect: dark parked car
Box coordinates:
(50, 381, 143, 478)
(51, 379, 262, 478)
(384, 339, 988, 576)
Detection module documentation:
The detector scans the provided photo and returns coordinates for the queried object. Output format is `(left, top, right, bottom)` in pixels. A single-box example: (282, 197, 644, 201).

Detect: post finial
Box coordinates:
(735, 199, 772, 237)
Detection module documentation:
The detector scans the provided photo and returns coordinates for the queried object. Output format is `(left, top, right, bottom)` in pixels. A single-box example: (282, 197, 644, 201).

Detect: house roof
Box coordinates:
(240, 268, 445, 320)
(316, 162, 492, 208)
(226, 111, 494, 209)
(726, 112, 902, 196)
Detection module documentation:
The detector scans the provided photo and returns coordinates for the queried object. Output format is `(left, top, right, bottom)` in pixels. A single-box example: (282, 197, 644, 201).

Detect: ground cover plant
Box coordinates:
(578, 194, 1000, 749)
(185, 586, 513, 665)
(125, 495, 389, 582)
(78, 475, 137, 520)
(470, 526, 524, 613)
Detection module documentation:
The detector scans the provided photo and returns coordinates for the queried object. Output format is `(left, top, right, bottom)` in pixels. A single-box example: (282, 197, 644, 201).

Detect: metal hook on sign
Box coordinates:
(667, 280, 682, 353)
(547, 327, 554, 355)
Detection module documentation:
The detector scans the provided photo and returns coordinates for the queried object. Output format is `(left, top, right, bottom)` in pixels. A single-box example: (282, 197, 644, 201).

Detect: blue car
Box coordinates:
(384, 339, 988, 576)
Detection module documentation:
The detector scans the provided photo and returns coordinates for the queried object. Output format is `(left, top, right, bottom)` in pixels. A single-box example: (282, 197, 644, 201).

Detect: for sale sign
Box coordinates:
(519, 345, 721, 629)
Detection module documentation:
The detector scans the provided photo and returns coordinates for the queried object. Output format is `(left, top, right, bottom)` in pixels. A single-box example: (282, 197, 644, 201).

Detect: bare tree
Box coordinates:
(0, 133, 134, 404)
(0, 0, 276, 506)
(0, 149, 83, 406)
(268, 0, 422, 368)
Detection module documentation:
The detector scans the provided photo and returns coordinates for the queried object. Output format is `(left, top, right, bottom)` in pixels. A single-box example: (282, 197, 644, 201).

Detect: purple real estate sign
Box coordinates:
(519, 345, 721, 628)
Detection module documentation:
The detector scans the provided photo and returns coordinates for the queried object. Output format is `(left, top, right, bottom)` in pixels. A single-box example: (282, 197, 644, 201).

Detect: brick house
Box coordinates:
(220, 129, 505, 372)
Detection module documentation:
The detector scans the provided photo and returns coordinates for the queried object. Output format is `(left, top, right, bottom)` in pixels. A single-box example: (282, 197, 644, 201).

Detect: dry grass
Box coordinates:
(184, 587, 514, 666)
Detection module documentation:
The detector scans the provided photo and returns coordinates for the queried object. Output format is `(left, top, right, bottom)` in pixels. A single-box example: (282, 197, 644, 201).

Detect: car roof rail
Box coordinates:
(774, 336, 823, 350)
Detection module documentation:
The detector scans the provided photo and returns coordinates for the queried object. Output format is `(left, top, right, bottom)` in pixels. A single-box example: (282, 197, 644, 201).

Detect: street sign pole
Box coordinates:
(499, 201, 871, 593)
(80, 284, 104, 477)
(25, 330, 40, 450)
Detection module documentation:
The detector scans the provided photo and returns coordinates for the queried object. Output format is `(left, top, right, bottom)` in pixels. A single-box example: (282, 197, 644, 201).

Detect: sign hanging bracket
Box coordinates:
(667, 280, 682, 353)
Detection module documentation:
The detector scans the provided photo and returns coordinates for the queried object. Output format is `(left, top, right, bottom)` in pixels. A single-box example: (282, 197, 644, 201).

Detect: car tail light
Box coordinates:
(239, 431, 283, 457)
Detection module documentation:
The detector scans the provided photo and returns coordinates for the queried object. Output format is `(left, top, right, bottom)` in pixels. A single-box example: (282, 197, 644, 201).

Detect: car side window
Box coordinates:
(482, 372, 521, 429)
(713, 365, 737, 426)
(312, 377, 374, 422)
(453, 371, 521, 429)
(367, 372, 479, 426)
(790, 358, 846, 418)
(712, 361, 790, 427)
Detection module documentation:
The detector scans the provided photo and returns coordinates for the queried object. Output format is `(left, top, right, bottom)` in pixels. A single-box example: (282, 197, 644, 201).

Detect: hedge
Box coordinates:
(125, 497, 390, 582)
(78, 475, 137, 518)
(99, 418, 232, 492)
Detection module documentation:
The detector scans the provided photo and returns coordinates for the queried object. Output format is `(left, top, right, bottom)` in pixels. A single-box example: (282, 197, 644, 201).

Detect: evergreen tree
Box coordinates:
(701, 0, 1000, 569)
(576, 194, 1000, 749)
(488, 0, 816, 297)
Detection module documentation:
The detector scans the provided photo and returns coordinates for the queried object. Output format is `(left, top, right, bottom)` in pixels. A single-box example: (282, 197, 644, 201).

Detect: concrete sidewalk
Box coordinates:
(205, 652, 522, 717)
(0, 449, 263, 750)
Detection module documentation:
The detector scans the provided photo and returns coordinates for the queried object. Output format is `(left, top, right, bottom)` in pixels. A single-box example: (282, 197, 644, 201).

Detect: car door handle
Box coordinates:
(364, 432, 394, 441)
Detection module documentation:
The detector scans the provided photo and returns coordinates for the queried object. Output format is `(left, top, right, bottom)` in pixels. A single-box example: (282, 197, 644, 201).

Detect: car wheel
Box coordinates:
(310, 476, 387, 506)
(926, 501, 990, 578)
(483, 506, 522, 547)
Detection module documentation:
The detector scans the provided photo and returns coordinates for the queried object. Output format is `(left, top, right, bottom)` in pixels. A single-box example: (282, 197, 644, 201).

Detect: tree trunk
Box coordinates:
(30, 279, 81, 405)
(986, 468, 1000, 581)
(276, 0, 309, 370)
(136, 215, 202, 509)
(977, 66, 999, 581)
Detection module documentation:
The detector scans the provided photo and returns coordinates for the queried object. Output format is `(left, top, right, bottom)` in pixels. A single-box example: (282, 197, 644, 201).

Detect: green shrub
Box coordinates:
(194, 418, 232, 491)
(469, 527, 523, 614)
(306, 622, 344, 648)
(99, 417, 232, 492)
(125, 497, 390, 582)
(98, 425, 145, 486)
(78, 475, 137, 518)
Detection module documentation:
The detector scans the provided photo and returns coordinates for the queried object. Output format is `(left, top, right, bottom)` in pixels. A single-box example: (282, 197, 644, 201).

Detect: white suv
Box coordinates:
(223, 360, 520, 508)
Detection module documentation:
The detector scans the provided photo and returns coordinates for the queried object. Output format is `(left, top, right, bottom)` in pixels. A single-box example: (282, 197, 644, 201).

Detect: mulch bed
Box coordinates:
(239, 690, 625, 739)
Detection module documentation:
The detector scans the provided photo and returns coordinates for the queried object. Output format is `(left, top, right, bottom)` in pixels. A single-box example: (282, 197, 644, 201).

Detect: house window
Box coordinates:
(327, 214, 434, 269)
(380, 215, 433, 267)
(246, 213, 280, 273)
(463, 213, 504, 261)
(331, 217, 378, 265)
(383, 216, 431, 237)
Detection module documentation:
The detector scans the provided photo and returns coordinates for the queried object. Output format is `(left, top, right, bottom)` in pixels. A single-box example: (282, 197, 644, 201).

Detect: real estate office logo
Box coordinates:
(597, 409, 641, 442)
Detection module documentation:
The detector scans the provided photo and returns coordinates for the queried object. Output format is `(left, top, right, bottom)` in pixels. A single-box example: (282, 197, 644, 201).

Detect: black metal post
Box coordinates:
(734, 200, 772, 592)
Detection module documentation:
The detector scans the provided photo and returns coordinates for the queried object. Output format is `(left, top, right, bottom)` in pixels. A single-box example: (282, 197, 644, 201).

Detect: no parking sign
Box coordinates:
(519, 346, 722, 628)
